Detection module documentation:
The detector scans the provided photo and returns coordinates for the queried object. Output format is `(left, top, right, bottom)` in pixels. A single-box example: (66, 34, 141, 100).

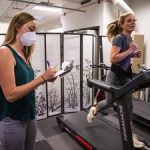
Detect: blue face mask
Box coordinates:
(20, 32, 36, 46)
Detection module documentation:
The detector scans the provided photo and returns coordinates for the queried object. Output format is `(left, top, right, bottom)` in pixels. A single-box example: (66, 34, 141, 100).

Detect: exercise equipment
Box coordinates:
(132, 68, 150, 127)
(112, 68, 150, 128)
(113, 98, 150, 128)
(133, 100, 150, 128)
(57, 69, 150, 150)
(90, 63, 110, 115)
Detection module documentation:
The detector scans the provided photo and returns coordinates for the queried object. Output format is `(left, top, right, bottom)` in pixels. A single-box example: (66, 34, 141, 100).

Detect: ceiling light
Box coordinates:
(32, 6, 62, 13)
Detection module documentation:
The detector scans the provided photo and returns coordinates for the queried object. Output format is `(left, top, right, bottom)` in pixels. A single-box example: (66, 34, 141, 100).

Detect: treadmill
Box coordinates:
(112, 71, 150, 128)
(57, 70, 150, 150)
(113, 95, 150, 128)
(133, 100, 150, 128)
(92, 63, 150, 127)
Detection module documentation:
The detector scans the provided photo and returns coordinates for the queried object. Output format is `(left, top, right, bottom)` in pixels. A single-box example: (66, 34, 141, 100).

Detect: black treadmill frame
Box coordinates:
(57, 70, 150, 150)
(57, 96, 134, 150)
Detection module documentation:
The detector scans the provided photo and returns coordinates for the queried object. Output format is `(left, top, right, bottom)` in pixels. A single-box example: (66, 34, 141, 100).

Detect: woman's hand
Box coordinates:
(128, 42, 138, 54)
(132, 50, 142, 58)
(129, 42, 141, 58)
(42, 67, 57, 82)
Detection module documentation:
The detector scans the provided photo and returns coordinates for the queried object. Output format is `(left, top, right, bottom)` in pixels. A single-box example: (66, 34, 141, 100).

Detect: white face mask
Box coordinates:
(20, 32, 36, 46)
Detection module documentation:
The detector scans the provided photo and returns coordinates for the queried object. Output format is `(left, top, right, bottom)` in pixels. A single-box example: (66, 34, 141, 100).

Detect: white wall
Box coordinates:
(61, 0, 132, 35)
(0, 23, 9, 33)
(61, 2, 103, 32)
(1, 0, 150, 68)
(37, 17, 62, 32)
(130, 0, 150, 67)
(102, 1, 118, 35)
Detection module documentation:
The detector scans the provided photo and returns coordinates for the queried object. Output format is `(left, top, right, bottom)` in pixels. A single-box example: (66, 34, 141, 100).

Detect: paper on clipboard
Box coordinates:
(54, 60, 74, 78)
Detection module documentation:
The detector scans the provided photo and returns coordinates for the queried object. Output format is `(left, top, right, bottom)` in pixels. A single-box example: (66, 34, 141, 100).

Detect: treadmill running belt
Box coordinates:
(133, 100, 150, 120)
(58, 111, 123, 150)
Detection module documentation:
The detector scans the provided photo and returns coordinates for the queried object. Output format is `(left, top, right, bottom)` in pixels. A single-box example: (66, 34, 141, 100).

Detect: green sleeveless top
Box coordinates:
(0, 44, 36, 121)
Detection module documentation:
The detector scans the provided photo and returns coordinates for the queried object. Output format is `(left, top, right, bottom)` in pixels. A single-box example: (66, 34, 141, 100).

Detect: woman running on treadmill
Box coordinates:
(87, 12, 145, 148)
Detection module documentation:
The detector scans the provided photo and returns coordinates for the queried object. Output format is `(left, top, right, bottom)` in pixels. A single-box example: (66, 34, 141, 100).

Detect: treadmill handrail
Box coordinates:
(87, 70, 150, 99)
(87, 78, 119, 97)
(117, 70, 150, 98)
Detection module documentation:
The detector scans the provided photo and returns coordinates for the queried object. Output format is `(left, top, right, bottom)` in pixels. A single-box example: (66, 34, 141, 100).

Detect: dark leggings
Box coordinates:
(96, 70, 133, 120)
(0, 117, 37, 150)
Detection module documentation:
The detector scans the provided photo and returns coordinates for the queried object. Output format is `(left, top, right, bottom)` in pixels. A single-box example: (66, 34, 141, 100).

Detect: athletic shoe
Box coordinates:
(87, 106, 97, 123)
(133, 134, 145, 148)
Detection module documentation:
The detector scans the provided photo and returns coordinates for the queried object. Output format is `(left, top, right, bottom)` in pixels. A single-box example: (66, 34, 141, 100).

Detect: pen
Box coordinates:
(46, 60, 50, 68)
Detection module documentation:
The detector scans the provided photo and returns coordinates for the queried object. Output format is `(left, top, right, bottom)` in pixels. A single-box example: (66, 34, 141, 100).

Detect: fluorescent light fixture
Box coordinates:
(32, 6, 62, 13)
